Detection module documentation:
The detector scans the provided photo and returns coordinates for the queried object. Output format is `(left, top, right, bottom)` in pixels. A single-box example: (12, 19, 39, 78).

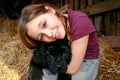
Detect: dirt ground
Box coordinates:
(0, 15, 120, 80)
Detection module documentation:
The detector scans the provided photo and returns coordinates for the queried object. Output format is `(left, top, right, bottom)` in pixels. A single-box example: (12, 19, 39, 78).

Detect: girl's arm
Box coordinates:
(66, 35, 89, 74)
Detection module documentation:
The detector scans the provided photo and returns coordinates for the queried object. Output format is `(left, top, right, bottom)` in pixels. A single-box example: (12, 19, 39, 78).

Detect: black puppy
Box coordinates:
(28, 37, 72, 80)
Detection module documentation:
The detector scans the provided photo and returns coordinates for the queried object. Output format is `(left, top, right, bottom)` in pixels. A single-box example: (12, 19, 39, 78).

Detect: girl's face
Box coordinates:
(26, 12, 65, 42)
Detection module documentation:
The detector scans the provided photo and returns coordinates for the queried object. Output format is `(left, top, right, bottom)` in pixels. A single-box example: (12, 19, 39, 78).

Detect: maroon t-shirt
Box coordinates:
(67, 10, 99, 59)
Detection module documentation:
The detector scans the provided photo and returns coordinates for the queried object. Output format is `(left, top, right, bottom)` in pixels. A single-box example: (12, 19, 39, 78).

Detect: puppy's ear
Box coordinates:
(31, 43, 48, 68)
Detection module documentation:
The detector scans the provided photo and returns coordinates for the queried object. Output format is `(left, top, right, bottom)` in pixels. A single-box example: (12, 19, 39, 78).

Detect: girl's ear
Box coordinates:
(45, 6, 56, 13)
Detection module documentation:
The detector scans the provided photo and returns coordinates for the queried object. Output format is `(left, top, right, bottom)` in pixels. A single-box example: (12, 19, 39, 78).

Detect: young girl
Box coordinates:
(18, 3, 99, 80)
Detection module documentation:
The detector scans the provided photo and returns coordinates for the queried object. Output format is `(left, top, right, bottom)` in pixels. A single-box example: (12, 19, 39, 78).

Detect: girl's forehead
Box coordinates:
(27, 12, 57, 28)
(35, 12, 53, 20)
(28, 13, 46, 24)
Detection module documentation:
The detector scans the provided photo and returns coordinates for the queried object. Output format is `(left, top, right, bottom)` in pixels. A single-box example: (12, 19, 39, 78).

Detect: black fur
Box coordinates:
(28, 37, 72, 80)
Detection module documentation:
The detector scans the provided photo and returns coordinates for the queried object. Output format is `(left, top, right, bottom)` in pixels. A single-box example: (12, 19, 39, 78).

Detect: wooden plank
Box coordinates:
(61, 0, 65, 6)
(117, 23, 120, 35)
(94, 16, 102, 35)
(100, 35, 120, 49)
(104, 13, 111, 35)
(100, 16, 105, 36)
(117, 10, 120, 35)
(65, 0, 69, 4)
(80, 0, 120, 16)
(88, 0, 93, 6)
(69, 0, 73, 9)
(60, 0, 63, 7)
(93, 0, 102, 35)
(100, 10, 119, 36)
(118, 9, 120, 22)
(111, 11, 117, 35)
(80, 0, 86, 9)
(93, 0, 102, 4)
(74, 0, 79, 9)
(31, 0, 46, 4)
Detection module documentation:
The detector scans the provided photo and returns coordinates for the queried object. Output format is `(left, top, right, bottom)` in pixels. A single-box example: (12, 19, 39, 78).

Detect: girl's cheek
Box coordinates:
(47, 22, 57, 29)
(48, 26, 56, 30)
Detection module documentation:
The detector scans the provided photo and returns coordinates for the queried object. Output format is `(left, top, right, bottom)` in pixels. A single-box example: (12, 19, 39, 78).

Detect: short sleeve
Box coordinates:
(68, 10, 96, 40)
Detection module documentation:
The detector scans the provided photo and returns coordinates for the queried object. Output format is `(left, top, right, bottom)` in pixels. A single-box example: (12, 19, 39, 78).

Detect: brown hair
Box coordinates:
(18, 3, 71, 49)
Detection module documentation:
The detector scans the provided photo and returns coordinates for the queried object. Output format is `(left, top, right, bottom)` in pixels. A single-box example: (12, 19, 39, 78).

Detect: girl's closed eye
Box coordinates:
(42, 20, 47, 28)
(37, 20, 46, 41)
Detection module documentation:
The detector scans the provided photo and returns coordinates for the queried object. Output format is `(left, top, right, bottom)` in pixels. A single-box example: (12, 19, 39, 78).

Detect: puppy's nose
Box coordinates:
(57, 58, 61, 62)
(56, 58, 62, 69)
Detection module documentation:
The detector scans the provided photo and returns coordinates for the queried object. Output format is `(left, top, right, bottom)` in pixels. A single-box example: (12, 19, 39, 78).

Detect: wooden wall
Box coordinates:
(56, 0, 120, 36)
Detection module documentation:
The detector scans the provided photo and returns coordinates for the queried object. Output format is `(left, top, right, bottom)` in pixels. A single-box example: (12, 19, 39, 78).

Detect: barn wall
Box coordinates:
(56, 0, 120, 36)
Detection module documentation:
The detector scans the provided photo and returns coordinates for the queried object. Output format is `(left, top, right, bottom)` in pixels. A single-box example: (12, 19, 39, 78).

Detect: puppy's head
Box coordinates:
(44, 38, 71, 74)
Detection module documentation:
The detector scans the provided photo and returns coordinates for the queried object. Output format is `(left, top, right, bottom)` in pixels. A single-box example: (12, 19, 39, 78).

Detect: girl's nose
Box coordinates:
(42, 29, 54, 38)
